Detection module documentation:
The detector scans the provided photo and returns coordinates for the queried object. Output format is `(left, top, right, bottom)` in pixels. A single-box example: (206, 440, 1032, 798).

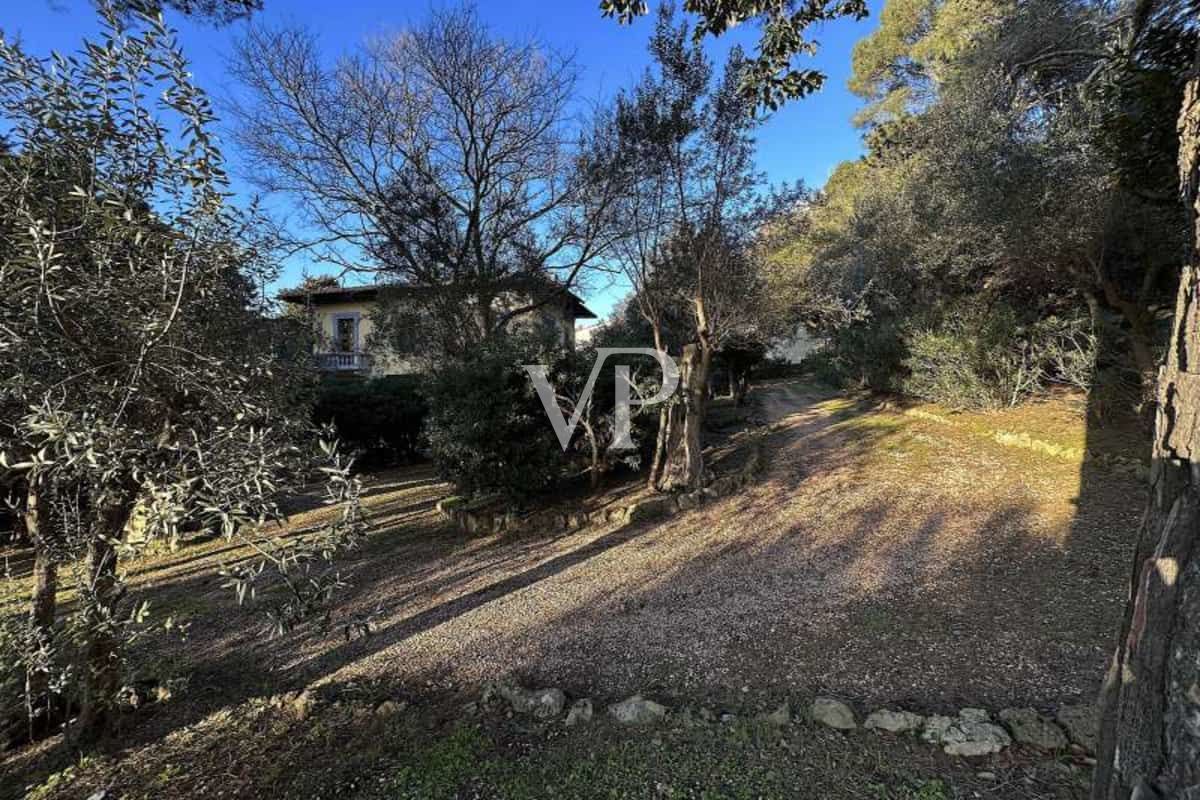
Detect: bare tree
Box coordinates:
(228, 7, 623, 357)
(104, 0, 261, 24)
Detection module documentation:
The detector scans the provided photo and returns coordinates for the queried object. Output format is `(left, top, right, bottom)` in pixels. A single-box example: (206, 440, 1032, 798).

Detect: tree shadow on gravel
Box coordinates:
(2, 381, 1138, 799)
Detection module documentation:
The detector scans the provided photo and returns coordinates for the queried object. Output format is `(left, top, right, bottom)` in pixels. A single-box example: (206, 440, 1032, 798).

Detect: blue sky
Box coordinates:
(8, 0, 881, 319)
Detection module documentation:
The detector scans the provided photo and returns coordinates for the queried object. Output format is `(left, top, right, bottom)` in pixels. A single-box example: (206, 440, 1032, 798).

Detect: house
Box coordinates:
(770, 325, 822, 364)
(277, 281, 597, 377)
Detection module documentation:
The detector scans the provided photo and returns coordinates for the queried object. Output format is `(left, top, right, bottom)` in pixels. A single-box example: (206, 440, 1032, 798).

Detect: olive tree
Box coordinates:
(601, 0, 869, 111)
(0, 5, 363, 743)
(609, 8, 782, 491)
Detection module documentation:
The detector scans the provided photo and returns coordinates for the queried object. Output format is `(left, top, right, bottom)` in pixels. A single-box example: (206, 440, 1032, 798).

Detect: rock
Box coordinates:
(1056, 704, 1099, 753)
(719, 712, 739, 724)
(625, 495, 677, 524)
(285, 690, 316, 721)
(922, 715, 955, 744)
(528, 690, 564, 719)
(565, 698, 594, 727)
(811, 697, 857, 730)
(707, 476, 739, 496)
(463, 512, 494, 536)
(436, 496, 466, 515)
(698, 707, 717, 723)
(375, 700, 407, 717)
(999, 708, 1068, 750)
(976, 771, 997, 781)
(924, 709, 1011, 757)
(864, 709, 925, 734)
(943, 727, 1011, 757)
(608, 694, 668, 725)
(757, 702, 791, 727)
(676, 492, 698, 511)
(497, 685, 565, 720)
(116, 685, 142, 712)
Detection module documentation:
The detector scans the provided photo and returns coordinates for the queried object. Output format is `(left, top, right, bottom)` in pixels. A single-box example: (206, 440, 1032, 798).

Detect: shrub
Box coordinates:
(313, 376, 429, 467)
(425, 336, 567, 502)
(815, 318, 909, 392)
(902, 324, 1009, 408)
(901, 307, 1096, 409)
(751, 357, 805, 381)
(798, 349, 841, 387)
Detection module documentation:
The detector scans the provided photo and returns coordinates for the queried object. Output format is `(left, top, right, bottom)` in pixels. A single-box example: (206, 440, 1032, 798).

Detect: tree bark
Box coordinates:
(74, 500, 130, 742)
(584, 420, 603, 490)
(23, 485, 57, 738)
(1092, 53, 1200, 800)
(647, 323, 671, 490)
(732, 370, 750, 406)
(660, 342, 710, 492)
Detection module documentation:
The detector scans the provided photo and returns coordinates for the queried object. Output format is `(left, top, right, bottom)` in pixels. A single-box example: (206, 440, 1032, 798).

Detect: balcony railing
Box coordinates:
(317, 351, 371, 372)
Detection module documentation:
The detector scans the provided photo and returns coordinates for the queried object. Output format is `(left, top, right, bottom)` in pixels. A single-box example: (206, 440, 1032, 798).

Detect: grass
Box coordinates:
(18, 694, 1084, 800)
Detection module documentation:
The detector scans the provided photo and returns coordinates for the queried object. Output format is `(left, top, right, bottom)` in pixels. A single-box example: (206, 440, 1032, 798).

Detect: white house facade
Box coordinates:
(278, 282, 596, 377)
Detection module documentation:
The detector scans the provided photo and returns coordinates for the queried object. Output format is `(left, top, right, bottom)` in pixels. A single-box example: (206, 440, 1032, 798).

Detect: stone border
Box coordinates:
(480, 682, 1099, 762)
(901, 407, 1148, 479)
(436, 433, 767, 537)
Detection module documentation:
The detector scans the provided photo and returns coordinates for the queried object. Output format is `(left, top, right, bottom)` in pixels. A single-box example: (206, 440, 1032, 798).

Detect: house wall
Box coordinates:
(311, 297, 578, 376)
(312, 300, 420, 377)
(770, 326, 822, 364)
(505, 299, 576, 349)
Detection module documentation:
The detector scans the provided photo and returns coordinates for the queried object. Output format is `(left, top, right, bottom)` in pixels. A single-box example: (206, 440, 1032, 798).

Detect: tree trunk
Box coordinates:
(585, 422, 602, 491)
(647, 323, 671, 489)
(74, 500, 130, 742)
(732, 371, 750, 406)
(1092, 55, 1200, 800)
(23, 485, 57, 738)
(648, 404, 672, 489)
(660, 342, 710, 492)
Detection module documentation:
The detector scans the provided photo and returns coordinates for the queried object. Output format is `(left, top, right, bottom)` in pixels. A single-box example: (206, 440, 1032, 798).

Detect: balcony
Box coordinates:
(317, 351, 372, 372)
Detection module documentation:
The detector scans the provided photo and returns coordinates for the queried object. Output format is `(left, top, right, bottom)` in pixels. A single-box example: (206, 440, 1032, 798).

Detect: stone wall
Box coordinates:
(436, 433, 767, 537)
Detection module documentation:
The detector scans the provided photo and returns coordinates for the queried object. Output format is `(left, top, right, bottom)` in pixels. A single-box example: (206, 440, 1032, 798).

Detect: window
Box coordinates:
(333, 316, 357, 352)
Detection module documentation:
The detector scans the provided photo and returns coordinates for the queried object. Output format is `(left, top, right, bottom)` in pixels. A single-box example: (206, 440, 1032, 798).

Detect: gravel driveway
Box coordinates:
(191, 380, 1139, 718)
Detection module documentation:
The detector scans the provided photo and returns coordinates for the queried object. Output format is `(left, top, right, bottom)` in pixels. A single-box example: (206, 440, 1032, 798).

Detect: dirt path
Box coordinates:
(755, 379, 827, 424)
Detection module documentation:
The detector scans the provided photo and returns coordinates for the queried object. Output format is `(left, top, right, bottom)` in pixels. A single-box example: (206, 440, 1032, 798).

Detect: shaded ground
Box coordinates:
(2, 379, 1142, 799)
